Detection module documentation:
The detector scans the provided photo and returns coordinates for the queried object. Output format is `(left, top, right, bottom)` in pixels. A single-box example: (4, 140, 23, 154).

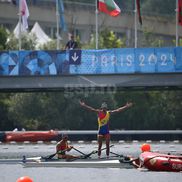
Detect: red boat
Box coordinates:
(5, 130, 58, 142)
(138, 151, 182, 172)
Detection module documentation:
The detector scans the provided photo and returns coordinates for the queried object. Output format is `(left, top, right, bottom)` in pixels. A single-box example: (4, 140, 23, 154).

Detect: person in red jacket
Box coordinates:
(56, 134, 79, 159)
(79, 100, 133, 158)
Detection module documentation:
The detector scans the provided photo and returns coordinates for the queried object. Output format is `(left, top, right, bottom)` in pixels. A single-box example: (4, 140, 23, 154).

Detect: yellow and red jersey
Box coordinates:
(97, 111, 110, 135)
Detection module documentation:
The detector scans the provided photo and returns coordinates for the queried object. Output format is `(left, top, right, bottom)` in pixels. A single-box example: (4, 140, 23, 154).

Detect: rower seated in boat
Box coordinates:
(56, 134, 79, 160)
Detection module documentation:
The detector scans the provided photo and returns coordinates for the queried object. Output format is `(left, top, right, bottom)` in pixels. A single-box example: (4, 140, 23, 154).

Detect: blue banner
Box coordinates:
(0, 47, 182, 76)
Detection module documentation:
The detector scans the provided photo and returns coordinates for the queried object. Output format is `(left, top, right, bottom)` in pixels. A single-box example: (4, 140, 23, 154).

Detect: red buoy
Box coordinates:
(16, 176, 33, 182)
(140, 143, 151, 152)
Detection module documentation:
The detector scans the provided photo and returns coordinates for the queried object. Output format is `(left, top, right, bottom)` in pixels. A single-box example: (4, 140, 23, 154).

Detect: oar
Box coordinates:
(41, 152, 58, 160)
(42, 148, 68, 160)
(110, 151, 124, 158)
(110, 151, 134, 162)
(83, 144, 115, 159)
(72, 147, 87, 156)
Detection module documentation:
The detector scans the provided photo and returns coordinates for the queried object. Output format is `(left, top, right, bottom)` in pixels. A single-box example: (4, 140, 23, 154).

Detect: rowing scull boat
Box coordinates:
(22, 158, 133, 168)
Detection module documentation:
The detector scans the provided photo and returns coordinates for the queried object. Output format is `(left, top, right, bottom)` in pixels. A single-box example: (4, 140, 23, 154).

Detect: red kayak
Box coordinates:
(138, 151, 182, 172)
(5, 130, 58, 142)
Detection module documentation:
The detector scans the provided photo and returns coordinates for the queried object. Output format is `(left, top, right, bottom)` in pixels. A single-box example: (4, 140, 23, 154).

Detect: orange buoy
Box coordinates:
(140, 143, 151, 152)
(16, 176, 33, 182)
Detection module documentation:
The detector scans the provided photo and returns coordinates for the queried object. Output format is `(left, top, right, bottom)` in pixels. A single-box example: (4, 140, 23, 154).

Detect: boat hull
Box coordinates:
(140, 152, 182, 172)
(5, 130, 58, 142)
(22, 159, 133, 168)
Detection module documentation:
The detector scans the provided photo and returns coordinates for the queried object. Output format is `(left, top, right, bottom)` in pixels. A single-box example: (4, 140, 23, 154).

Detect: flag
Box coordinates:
(98, 0, 121, 17)
(58, 0, 67, 31)
(21, 0, 29, 31)
(136, 0, 142, 25)
(178, 0, 182, 26)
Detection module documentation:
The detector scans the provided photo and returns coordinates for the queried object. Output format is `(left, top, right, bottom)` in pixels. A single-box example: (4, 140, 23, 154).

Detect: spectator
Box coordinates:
(65, 35, 78, 50)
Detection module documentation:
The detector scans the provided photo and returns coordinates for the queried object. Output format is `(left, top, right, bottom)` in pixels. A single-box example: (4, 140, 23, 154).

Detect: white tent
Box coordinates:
(13, 22, 28, 38)
(30, 22, 51, 46)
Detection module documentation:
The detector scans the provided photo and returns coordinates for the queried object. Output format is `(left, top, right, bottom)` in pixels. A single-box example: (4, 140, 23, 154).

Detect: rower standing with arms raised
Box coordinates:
(79, 100, 133, 159)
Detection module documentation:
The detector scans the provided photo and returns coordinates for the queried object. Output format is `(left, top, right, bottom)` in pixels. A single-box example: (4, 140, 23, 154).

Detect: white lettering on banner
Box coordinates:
(170, 54, 176, 64)
(101, 55, 108, 67)
(126, 55, 133, 66)
(111, 55, 117, 66)
(90, 52, 176, 69)
(91, 55, 98, 67)
(139, 54, 145, 67)
(149, 54, 157, 65)
(161, 54, 167, 66)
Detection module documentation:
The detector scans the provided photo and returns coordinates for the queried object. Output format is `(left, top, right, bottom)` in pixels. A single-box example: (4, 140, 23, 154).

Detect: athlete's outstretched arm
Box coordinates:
(79, 100, 99, 112)
(109, 102, 133, 113)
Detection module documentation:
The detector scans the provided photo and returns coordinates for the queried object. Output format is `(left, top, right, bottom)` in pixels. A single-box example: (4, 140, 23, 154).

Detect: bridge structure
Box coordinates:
(0, 46, 182, 92)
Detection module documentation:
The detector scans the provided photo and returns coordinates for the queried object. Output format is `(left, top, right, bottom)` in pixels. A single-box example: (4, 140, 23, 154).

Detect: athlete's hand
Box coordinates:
(126, 102, 133, 108)
(79, 100, 85, 106)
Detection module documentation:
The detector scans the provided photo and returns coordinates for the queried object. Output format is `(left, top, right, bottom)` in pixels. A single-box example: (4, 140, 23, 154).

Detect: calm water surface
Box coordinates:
(0, 142, 181, 182)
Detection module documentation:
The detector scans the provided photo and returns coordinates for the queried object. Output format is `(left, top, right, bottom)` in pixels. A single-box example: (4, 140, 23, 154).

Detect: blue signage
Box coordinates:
(69, 50, 81, 65)
(0, 47, 182, 76)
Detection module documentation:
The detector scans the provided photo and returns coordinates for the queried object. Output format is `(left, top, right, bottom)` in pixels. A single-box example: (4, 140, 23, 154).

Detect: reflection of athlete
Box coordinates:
(79, 101, 133, 158)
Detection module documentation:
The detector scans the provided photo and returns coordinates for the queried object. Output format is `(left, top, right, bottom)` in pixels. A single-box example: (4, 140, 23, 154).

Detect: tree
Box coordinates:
(6, 33, 37, 50)
(0, 93, 14, 130)
(0, 27, 8, 50)
(83, 29, 125, 49)
(39, 40, 57, 50)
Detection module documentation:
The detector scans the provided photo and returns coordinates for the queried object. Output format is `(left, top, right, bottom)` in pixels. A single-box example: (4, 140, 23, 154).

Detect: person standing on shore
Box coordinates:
(79, 100, 133, 158)
(65, 35, 78, 50)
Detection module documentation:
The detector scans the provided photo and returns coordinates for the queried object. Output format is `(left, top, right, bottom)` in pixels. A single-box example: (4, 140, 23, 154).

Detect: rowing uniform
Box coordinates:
(56, 141, 68, 158)
(97, 111, 110, 138)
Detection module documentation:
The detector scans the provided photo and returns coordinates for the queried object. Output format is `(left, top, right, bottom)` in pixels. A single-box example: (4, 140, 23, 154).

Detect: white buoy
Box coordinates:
(51, 141, 57, 144)
(118, 140, 125, 144)
(24, 141, 30, 144)
(146, 140, 152, 143)
(37, 141, 44, 144)
(91, 140, 97, 144)
(159, 140, 165, 143)
(173, 140, 179, 144)
(132, 140, 138, 143)
(78, 140, 84, 144)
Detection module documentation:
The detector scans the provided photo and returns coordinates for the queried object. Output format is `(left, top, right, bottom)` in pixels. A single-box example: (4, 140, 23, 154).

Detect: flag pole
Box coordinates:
(56, 0, 60, 50)
(95, 0, 98, 49)
(18, 0, 22, 50)
(176, 0, 179, 47)
(134, 0, 137, 48)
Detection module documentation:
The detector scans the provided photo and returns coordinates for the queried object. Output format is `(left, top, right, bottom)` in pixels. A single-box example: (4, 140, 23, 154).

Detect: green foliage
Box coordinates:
(0, 27, 8, 50)
(1, 89, 181, 131)
(141, 28, 164, 47)
(0, 93, 14, 130)
(6, 33, 37, 50)
(99, 29, 125, 49)
(83, 29, 125, 49)
(39, 40, 57, 50)
(113, 91, 182, 130)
